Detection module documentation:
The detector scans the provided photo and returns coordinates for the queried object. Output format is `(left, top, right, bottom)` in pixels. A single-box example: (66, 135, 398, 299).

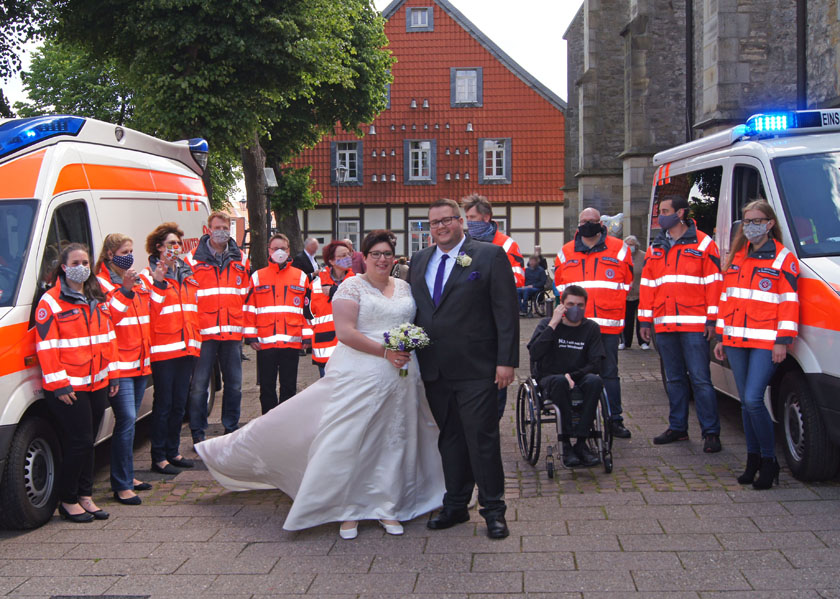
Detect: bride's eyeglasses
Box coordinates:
(368, 251, 394, 259)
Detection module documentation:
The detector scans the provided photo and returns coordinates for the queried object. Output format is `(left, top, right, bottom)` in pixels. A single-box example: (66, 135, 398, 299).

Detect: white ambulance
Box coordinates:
(648, 110, 840, 481)
(0, 115, 213, 528)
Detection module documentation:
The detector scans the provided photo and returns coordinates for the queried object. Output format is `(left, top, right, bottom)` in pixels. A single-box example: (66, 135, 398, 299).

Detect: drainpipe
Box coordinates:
(797, 0, 807, 109)
(685, 0, 694, 142)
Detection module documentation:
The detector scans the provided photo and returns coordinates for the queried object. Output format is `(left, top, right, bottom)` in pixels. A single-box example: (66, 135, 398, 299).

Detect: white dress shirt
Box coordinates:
(305, 250, 318, 271)
(424, 235, 467, 299)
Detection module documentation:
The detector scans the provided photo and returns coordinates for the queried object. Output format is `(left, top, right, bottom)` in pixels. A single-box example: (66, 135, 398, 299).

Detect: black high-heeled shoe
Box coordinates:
(58, 503, 94, 523)
(753, 457, 780, 490)
(133, 482, 152, 491)
(737, 453, 761, 484)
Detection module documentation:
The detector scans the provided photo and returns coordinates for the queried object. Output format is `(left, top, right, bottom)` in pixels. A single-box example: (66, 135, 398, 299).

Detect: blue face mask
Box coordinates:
(111, 253, 134, 270)
(658, 213, 681, 231)
(335, 256, 353, 269)
(466, 219, 495, 240)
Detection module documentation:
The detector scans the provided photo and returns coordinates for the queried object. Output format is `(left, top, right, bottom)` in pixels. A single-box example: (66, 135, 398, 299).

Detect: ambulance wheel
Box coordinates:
(780, 372, 840, 481)
(0, 417, 61, 530)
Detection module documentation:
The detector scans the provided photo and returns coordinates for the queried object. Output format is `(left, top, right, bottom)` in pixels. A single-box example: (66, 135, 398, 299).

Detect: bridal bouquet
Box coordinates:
(383, 323, 431, 377)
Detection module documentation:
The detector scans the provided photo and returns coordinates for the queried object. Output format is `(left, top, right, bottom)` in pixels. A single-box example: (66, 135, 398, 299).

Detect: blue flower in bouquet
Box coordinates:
(383, 323, 431, 377)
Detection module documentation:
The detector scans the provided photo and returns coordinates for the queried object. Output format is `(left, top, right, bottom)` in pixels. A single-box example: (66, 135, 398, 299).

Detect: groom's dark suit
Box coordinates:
(411, 235, 519, 519)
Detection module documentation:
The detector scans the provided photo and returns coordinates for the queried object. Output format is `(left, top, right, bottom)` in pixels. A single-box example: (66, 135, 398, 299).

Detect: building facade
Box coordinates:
(291, 0, 566, 258)
(565, 0, 837, 241)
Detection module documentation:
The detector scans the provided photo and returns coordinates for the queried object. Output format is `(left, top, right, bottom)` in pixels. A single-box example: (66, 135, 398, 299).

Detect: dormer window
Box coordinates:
(406, 7, 433, 32)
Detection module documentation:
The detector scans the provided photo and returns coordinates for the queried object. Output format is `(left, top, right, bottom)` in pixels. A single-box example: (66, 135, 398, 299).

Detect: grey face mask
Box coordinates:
(211, 229, 231, 244)
(565, 305, 585, 323)
(64, 264, 91, 283)
(743, 222, 768, 243)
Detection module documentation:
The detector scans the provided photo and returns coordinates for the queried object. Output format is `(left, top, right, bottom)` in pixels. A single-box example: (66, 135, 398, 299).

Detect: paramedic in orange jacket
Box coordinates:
(309, 240, 355, 378)
(186, 212, 250, 444)
(461, 193, 524, 421)
(139, 223, 201, 475)
(35, 243, 118, 522)
(639, 195, 723, 453)
(554, 207, 634, 439)
(244, 233, 314, 414)
(95, 233, 152, 505)
(714, 200, 799, 489)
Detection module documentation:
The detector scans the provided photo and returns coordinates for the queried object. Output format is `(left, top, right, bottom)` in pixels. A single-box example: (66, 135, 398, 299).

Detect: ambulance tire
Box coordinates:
(780, 372, 840, 481)
(0, 417, 61, 530)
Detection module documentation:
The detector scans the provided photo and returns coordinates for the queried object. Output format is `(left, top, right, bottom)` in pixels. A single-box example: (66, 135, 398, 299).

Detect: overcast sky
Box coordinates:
(4, 1, 582, 107)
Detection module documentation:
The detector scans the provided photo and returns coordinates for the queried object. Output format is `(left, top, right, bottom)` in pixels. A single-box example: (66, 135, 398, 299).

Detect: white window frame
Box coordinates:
(337, 142, 359, 182)
(494, 218, 508, 235)
(410, 8, 428, 28)
(410, 141, 432, 181)
(338, 220, 360, 249)
(483, 140, 506, 180)
(455, 70, 478, 104)
(408, 219, 432, 256)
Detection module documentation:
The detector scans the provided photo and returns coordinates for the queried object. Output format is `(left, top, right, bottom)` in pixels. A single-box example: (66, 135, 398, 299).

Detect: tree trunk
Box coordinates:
(241, 133, 268, 270)
(277, 209, 304, 257)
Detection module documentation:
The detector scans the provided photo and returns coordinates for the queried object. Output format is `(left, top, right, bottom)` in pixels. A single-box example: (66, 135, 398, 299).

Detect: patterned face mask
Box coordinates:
(466, 219, 494, 239)
(211, 229, 231, 244)
(64, 264, 91, 283)
(111, 253, 134, 270)
(743, 222, 768, 243)
(335, 256, 353, 269)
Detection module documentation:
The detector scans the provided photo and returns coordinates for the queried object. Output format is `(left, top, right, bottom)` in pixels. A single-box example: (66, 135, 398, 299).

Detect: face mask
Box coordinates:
(577, 221, 602, 238)
(658, 213, 681, 231)
(111, 253, 134, 270)
(564, 305, 585, 323)
(64, 264, 91, 284)
(628, 246, 637, 254)
(164, 245, 181, 260)
(271, 248, 289, 264)
(743, 222, 768, 244)
(211, 229, 230, 244)
(466, 220, 494, 240)
(335, 256, 353, 269)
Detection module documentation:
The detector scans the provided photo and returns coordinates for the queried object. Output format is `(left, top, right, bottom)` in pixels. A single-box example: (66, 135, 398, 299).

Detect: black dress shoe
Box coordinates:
(562, 443, 581, 468)
(151, 462, 181, 475)
(427, 509, 470, 530)
(167, 456, 194, 468)
(486, 516, 509, 539)
(58, 504, 94, 523)
(83, 507, 110, 520)
(574, 443, 601, 468)
(610, 421, 632, 438)
(133, 482, 152, 491)
(114, 492, 142, 505)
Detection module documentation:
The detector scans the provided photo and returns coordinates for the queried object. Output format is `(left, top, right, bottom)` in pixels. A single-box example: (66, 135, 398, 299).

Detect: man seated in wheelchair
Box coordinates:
(517, 255, 547, 316)
(527, 284, 606, 468)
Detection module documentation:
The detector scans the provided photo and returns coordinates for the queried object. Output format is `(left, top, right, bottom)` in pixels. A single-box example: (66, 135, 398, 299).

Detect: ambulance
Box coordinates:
(648, 109, 840, 481)
(0, 115, 213, 528)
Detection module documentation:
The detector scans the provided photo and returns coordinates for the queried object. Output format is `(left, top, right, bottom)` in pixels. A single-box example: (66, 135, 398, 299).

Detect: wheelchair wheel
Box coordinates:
(516, 380, 541, 466)
(598, 392, 614, 473)
(533, 290, 551, 317)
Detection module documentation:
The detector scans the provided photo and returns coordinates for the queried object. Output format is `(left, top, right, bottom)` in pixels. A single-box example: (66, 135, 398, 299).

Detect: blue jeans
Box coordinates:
(656, 331, 720, 435)
(601, 333, 622, 422)
(109, 376, 147, 491)
(188, 339, 242, 441)
(150, 356, 196, 464)
(517, 287, 540, 312)
(724, 346, 777, 457)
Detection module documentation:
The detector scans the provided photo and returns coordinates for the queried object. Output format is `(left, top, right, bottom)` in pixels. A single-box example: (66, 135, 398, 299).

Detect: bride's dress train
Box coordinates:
(195, 276, 445, 530)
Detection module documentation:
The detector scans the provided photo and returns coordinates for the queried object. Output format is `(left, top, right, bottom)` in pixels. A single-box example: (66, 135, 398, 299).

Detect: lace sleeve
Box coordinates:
(333, 276, 363, 304)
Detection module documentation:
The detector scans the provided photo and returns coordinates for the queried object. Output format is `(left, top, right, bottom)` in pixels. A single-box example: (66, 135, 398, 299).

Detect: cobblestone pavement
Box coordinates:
(2, 317, 840, 598)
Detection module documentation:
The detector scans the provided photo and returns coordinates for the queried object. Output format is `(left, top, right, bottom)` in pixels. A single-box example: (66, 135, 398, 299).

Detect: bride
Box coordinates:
(195, 230, 445, 539)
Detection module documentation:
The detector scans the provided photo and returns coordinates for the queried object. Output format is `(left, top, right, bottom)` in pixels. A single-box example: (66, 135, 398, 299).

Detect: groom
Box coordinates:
(411, 198, 519, 539)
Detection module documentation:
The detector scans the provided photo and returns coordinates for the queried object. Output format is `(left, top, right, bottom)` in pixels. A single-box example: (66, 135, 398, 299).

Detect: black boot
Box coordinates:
(752, 457, 780, 490)
(737, 453, 761, 484)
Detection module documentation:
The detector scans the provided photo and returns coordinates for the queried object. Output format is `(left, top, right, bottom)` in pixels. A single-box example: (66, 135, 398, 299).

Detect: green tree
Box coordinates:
(0, 89, 13, 117)
(269, 167, 322, 256)
(0, 1, 50, 81)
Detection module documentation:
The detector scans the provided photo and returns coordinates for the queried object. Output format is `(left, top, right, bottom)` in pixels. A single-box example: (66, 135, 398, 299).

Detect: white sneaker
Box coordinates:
(618, 342, 626, 350)
(378, 519, 404, 535)
(468, 485, 479, 509)
(641, 343, 650, 350)
(339, 522, 358, 540)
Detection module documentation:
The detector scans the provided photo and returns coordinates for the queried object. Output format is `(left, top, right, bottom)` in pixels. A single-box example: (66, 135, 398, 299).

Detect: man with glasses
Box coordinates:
(410, 198, 519, 539)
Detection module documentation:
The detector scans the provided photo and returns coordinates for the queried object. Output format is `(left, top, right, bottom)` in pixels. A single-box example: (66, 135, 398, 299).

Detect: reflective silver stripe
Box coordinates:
(97, 276, 115, 292)
(257, 334, 302, 344)
(707, 306, 718, 315)
(312, 279, 323, 293)
(653, 315, 708, 325)
(160, 305, 182, 315)
(501, 237, 514, 252)
(644, 273, 721, 287)
(724, 286, 797, 305)
(251, 305, 304, 315)
(772, 247, 791, 269)
(144, 358, 151, 367)
(199, 325, 243, 335)
(697, 236, 712, 252)
(109, 295, 129, 313)
(43, 370, 69, 384)
(302, 327, 314, 337)
(722, 325, 777, 341)
(150, 341, 186, 353)
(116, 316, 150, 326)
(188, 339, 202, 349)
(557, 252, 566, 264)
(113, 360, 141, 371)
(196, 287, 248, 297)
(716, 318, 725, 329)
(590, 317, 624, 328)
(572, 280, 626, 291)
(36, 331, 116, 351)
(150, 290, 165, 304)
(42, 294, 62, 313)
(242, 326, 258, 335)
(313, 346, 334, 358)
(311, 315, 333, 325)
(638, 309, 653, 318)
(617, 244, 628, 261)
(67, 365, 110, 387)
(512, 266, 525, 275)
(299, 272, 308, 286)
(777, 320, 799, 332)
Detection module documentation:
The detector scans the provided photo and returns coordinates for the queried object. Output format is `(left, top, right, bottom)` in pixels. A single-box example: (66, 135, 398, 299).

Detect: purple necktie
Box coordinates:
(432, 254, 449, 307)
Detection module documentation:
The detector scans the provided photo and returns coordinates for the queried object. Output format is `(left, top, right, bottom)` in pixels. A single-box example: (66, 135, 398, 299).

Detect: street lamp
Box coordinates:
(334, 164, 348, 240)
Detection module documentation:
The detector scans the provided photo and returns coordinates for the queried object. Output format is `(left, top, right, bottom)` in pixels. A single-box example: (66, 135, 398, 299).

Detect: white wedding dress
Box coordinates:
(195, 276, 445, 530)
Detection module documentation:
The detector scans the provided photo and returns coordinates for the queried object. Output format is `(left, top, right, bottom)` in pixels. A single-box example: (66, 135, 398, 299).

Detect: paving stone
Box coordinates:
(148, 541, 247, 558)
(372, 553, 472, 573)
(678, 549, 792, 570)
(0, 543, 77, 559)
(782, 548, 840, 568)
(752, 515, 840, 532)
(236, 539, 335, 558)
(559, 492, 645, 507)
(176, 554, 278, 574)
(641, 491, 734, 505)
(619, 533, 721, 551)
(205, 572, 313, 594)
(517, 505, 605, 521)
(604, 505, 698, 520)
(699, 592, 822, 598)
(525, 570, 635, 593)
(692, 502, 789, 517)
(633, 568, 751, 591)
(308, 573, 416, 594)
(575, 551, 682, 570)
(0, 577, 25, 595)
(743, 567, 840, 590)
(471, 552, 576, 571)
(8, 575, 120, 596)
(106, 573, 217, 595)
(426, 535, 520, 553)
(328, 536, 426, 555)
(728, 488, 821, 502)
(82, 556, 186, 575)
(127, 527, 219, 542)
(716, 531, 826, 550)
(415, 571, 523, 593)
(274, 554, 375, 573)
(657, 517, 759, 534)
(523, 534, 620, 552)
(567, 519, 663, 535)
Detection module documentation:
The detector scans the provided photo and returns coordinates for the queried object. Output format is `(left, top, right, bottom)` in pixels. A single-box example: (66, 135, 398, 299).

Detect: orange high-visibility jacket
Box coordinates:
(554, 231, 633, 335)
(34, 277, 118, 395)
(716, 239, 799, 349)
(185, 236, 250, 341)
(243, 262, 313, 350)
(138, 258, 202, 362)
(97, 264, 152, 378)
(492, 230, 525, 288)
(309, 268, 355, 364)
(638, 221, 723, 333)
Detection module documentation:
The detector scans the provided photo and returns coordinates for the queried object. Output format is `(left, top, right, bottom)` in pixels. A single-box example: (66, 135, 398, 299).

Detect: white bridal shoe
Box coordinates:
(339, 522, 358, 540)
(379, 519, 404, 535)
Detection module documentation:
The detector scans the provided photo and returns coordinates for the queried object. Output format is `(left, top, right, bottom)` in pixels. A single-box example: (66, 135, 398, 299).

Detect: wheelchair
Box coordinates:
(524, 288, 553, 318)
(516, 369, 614, 478)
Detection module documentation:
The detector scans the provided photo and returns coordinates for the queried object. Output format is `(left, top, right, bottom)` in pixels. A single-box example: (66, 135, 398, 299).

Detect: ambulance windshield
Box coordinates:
(0, 200, 37, 307)
(774, 152, 840, 258)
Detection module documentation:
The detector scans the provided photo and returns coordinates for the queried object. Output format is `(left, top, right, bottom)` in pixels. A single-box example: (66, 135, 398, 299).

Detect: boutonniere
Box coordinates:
(468, 271, 481, 281)
(455, 252, 472, 268)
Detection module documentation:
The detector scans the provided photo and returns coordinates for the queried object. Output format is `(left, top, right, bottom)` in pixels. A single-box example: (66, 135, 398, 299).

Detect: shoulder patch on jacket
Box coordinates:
(57, 308, 80, 320)
(255, 285, 271, 292)
(683, 248, 703, 258)
(756, 267, 780, 278)
(601, 256, 620, 264)
(290, 285, 305, 292)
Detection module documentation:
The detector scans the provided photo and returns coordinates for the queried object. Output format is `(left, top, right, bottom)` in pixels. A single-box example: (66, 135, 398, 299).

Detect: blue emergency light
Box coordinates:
(188, 138, 209, 172)
(0, 115, 86, 159)
(745, 110, 840, 137)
